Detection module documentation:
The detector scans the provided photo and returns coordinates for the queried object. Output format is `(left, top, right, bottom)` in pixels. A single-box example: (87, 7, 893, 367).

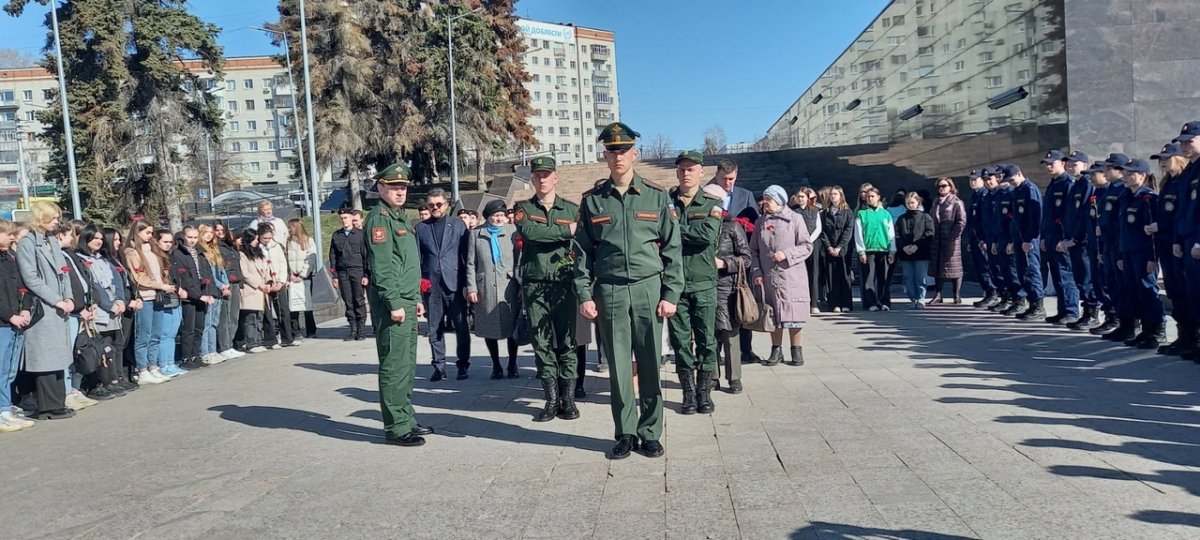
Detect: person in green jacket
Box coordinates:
(364, 162, 433, 447)
(854, 187, 897, 311)
(575, 122, 684, 460)
(667, 150, 724, 415)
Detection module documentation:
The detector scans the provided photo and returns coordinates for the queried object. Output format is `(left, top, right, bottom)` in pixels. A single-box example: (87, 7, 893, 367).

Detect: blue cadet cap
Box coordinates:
(1151, 143, 1181, 160)
(1116, 158, 1150, 174)
(967, 168, 981, 179)
(1084, 161, 1106, 174)
(999, 164, 1021, 180)
(1104, 153, 1130, 167)
(981, 165, 998, 177)
(1064, 150, 1089, 164)
(1174, 121, 1200, 142)
(1041, 150, 1066, 164)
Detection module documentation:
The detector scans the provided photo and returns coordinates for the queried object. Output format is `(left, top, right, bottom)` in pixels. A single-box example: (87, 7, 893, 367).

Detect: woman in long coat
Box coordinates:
(928, 177, 967, 304)
(14, 202, 75, 419)
(466, 200, 520, 379)
(751, 185, 815, 368)
(710, 184, 754, 393)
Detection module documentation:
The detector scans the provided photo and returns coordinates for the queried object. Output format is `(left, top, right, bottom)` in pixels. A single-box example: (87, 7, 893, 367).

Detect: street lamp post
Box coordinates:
(446, 7, 482, 207)
(49, 1, 82, 218)
(296, 0, 324, 265)
(203, 134, 214, 211)
(252, 26, 311, 213)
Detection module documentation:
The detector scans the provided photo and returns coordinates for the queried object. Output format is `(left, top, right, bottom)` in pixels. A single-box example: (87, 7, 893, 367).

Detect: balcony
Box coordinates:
(0, 100, 18, 109)
(594, 112, 615, 126)
(590, 46, 610, 59)
(592, 76, 611, 89)
(273, 84, 294, 96)
(552, 46, 566, 57)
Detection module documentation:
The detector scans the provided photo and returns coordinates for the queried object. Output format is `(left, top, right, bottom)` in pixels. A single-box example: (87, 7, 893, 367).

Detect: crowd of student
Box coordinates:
(0, 200, 324, 432)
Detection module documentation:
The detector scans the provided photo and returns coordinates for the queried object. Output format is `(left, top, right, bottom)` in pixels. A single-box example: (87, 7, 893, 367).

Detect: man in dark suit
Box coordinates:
(414, 188, 472, 381)
(330, 208, 369, 341)
(707, 158, 763, 364)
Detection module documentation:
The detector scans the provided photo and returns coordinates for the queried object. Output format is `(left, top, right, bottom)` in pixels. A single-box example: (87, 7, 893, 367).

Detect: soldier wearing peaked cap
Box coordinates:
(363, 162, 433, 447)
(575, 122, 684, 460)
(1039, 150, 1081, 325)
(667, 150, 723, 416)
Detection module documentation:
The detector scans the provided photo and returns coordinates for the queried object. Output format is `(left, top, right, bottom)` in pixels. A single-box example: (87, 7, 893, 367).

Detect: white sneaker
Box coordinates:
(0, 411, 32, 432)
(811, 307, 820, 315)
(65, 391, 98, 411)
(881, 305, 891, 312)
(138, 370, 166, 384)
(291, 338, 303, 345)
(10, 405, 27, 416)
(221, 349, 245, 359)
(249, 346, 268, 353)
(868, 306, 879, 312)
(833, 307, 842, 313)
(270, 344, 282, 350)
(203, 353, 227, 365)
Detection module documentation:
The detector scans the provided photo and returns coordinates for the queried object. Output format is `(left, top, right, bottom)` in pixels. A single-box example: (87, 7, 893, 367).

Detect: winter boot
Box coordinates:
(1103, 318, 1137, 342)
(557, 379, 580, 420)
(982, 292, 1003, 309)
(1017, 298, 1046, 321)
(678, 370, 697, 415)
(761, 346, 783, 367)
(1091, 314, 1119, 335)
(990, 294, 1012, 313)
(787, 346, 805, 366)
(1002, 297, 1029, 317)
(1137, 322, 1167, 349)
(534, 378, 558, 422)
(1158, 323, 1192, 356)
(695, 371, 715, 414)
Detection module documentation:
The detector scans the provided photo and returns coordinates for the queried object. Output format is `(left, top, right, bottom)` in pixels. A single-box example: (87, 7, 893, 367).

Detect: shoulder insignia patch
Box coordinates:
(635, 211, 659, 221)
(514, 209, 526, 223)
(529, 214, 548, 224)
(710, 206, 724, 219)
(554, 218, 574, 225)
(395, 228, 409, 237)
(371, 227, 386, 244)
(591, 215, 612, 225)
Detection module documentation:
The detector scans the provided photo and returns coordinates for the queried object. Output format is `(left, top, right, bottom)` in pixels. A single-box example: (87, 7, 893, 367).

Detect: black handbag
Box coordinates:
(73, 322, 113, 376)
(513, 307, 532, 346)
(156, 290, 180, 309)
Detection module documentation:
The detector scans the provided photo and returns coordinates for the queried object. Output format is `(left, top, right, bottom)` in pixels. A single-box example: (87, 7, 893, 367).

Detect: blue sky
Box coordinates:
(0, 0, 890, 150)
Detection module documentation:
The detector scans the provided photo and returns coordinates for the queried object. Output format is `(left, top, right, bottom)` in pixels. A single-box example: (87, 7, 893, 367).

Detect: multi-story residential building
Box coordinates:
(516, 18, 619, 165)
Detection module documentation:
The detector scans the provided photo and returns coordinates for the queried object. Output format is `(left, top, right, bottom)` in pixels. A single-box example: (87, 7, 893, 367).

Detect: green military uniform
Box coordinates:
(667, 150, 724, 414)
(575, 123, 684, 447)
(364, 163, 424, 443)
(514, 156, 582, 421)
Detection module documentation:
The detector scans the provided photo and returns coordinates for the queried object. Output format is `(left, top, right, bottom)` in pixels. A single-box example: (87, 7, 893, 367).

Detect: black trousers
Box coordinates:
(825, 254, 854, 310)
(807, 248, 823, 308)
(33, 370, 67, 413)
(265, 291, 294, 345)
(427, 283, 470, 371)
(239, 310, 264, 349)
(290, 310, 317, 338)
(337, 269, 367, 325)
(179, 302, 205, 360)
(861, 252, 892, 309)
(100, 330, 125, 384)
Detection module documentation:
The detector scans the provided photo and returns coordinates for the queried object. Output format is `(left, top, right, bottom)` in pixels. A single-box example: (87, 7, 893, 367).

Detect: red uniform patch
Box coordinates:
(371, 227, 386, 243)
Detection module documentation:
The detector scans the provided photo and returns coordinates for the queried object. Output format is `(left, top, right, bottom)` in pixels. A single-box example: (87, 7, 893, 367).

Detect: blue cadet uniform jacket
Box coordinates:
(1097, 179, 1128, 251)
(1041, 173, 1073, 243)
(1119, 186, 1157, 258)
(968, 188, 989, 243)
(1009, 180, 1042, 244)
(1175, 160, 1200, 245)
(1065, 175, 1096, 245)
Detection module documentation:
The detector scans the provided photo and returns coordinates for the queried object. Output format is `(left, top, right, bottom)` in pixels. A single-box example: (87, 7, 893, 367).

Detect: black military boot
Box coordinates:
(695, 371, 715, 414)
(557, 379, 580, 420)
(1017, 298, 1046, 321)
(990, 294, 1012, 313)
(973, 293, 996, 308)
(344, 321, 356, 342)
(1045, 310, 1066, 325)
(1066, 307, 1095, 330)
(534, 378, 558, 422)
(1103, 318, 1137, 342)
(1091, 313, 1119, 335)
(982, 292, 1003, 309)
(1137, 322, 1167, 350)
(678, 370, 697, 415)
(787, 346, 805, 366)
(1158, 323, 1191, 356)
(1182, 328, 1200, 362)
(761, 346, 783, 366)
(1002, 297, 1029, 317)
(355, 321, 367, 341)
(1124, 320, 1152, 347)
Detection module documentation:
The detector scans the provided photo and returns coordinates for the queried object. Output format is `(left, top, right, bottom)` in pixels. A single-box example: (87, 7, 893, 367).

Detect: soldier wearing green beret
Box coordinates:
(668, 150, 723, 415)
(513, 156, 584, 422)
(575, 122, 684, 459)
(365, 162, 433, 447)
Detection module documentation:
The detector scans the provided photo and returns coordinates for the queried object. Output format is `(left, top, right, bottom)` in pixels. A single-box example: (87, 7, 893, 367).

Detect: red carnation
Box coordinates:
(82, 260, 93, 268)
(735, 217, 754, 234)
(722, 210, 730, 219)
(230, 275, 239, 282)
(420, 278, 432, 294)
(515, 235, 525, 250)
(60, 265, 69, 274)
(202, 278, 211, 285)
(17, 288, 28, 295)
(177, 267, 187, 273)
(766, 225, 776, 232)
(115, 266, 125, 273)
(1088, 195, 1097, 204)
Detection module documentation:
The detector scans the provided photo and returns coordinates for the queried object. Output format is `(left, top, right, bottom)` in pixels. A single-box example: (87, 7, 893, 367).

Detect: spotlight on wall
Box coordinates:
(811, 93, 824, 105)
(987, 86, 1029, 110)
(789, 116, 799, 125)
(845, 98, 862, 111)
(898, 104, 924, 121)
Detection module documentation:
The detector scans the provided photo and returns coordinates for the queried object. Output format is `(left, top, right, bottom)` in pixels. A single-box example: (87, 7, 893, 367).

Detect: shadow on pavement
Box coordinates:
(349, 409, 613, 453)
(207, 404, 381, 443)
(836, 297, 1200, 526)
(791, 521, 975, 539)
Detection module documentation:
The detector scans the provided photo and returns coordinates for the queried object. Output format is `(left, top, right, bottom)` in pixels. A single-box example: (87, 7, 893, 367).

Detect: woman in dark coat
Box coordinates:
(708, 184, 754, 394)
(928, 177, 967, 304)
(791, 187, 823, 315)
(894, 193, 935, 308)
(821, 186, 856, 312)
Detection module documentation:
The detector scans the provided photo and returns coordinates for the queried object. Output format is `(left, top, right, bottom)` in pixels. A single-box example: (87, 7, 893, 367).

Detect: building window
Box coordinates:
(229, 121, 239, 132)
(268, 140, 277, 150)
(247, 120, 257, 131)
(230, 142, 241, 152)
(891, 54, 907, 65)
(231, 164, 243, 173)
(245, 99, 256, 110)
(572, 111, 579, 120)
(243, 79, 254, 89)
(228, 101, 238, 112)
(985, 75, 1003, 88)
(979, 51, 994, 63)
(532, 74, 539, 82)
(249, 141, 259, 151)
(25, 111, 36, 121)
(571, 78, 577, 87)
(887, 36, 905, 46)
(559, 144, 568, 152)
(953, 61, 965, 72)
(22, 90, 32, 101)
(587, 128, 593, 136)
(249, 162, 261, 172)
(559, 127, 569, 135)
(557, 93, 567, 102)
(534, 91, 540, 100)
(265, 99, 274, 109)
(570, 61, 576, 68)
(266, 119, 275, 130)
(263, 78, 274, 88)
(226, 80, 236, 91)
(270, 161, 280, 171)
(1017, 69, 1030, 82)
(957, 38, 967, 49)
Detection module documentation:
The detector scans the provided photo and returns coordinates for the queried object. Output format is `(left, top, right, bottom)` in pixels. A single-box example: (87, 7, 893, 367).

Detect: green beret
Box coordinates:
(597, 122, 640, 150)
(674, 150, 704, 166)
(373, 162, 411, 185)
(530, 156, 556, 173)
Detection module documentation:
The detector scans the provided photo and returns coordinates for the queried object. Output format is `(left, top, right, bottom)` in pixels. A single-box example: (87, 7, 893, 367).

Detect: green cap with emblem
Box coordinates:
(373, 162, 412, 185)
(530, 156, 556, 173)
(597, 122, 640, 151)
(674, 150, 704, 166)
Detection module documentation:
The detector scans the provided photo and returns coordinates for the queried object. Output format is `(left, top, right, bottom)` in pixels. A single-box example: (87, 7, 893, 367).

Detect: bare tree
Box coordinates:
(643, 133, 673, 160)
(702, 125, 727, 156)
(0, 47, 34, 68)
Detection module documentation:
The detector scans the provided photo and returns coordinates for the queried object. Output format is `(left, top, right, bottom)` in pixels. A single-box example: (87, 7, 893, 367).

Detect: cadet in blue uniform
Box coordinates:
(987, 169, 1021, 313)
(1072, 161, 1113, 331)
(1149, 143, 1191, 355)
(1002, 165, 1044, 320)
(1173, 122, 1200, 361)
(966, 170, 997, 308)
(1114, 159, 1166, 348)
(1061, 152, 1099, 329)
(1039, 151, 1079, 324)
(1092, 154, 1131, 337)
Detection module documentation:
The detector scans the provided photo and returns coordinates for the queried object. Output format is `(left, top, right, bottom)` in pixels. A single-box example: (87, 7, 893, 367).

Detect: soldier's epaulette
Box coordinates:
(642, 180, 667, 192)
(581, 188, 596, 199)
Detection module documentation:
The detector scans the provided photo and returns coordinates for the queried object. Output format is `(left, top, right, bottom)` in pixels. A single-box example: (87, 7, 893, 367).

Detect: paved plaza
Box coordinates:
(3, 297, 1200, 539)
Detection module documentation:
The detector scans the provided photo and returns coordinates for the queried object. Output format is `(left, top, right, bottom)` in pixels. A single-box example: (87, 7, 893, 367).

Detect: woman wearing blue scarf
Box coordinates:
(466, 200, 522, 379)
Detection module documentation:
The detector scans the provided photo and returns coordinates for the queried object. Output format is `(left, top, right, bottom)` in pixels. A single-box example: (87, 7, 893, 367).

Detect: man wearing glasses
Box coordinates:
(414, 188, 471, 381)
(575, 122, 684, 460)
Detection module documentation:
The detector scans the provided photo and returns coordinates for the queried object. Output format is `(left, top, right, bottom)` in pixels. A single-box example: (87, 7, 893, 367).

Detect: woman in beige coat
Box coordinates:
(238, 229, 271, 353)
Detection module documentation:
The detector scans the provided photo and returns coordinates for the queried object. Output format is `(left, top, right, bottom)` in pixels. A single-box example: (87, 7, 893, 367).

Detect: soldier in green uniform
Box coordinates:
(513, 156, 582, 423)
(575, 122, 684, 460)
(668, 150, 724, 415)
(365, 162, 434, 447)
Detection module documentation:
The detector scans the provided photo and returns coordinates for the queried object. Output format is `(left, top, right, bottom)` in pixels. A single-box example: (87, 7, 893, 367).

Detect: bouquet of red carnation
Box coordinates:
(734, 217, 754, 234)
(420, 278, 432, 294)
(515, 235, 525, 250)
